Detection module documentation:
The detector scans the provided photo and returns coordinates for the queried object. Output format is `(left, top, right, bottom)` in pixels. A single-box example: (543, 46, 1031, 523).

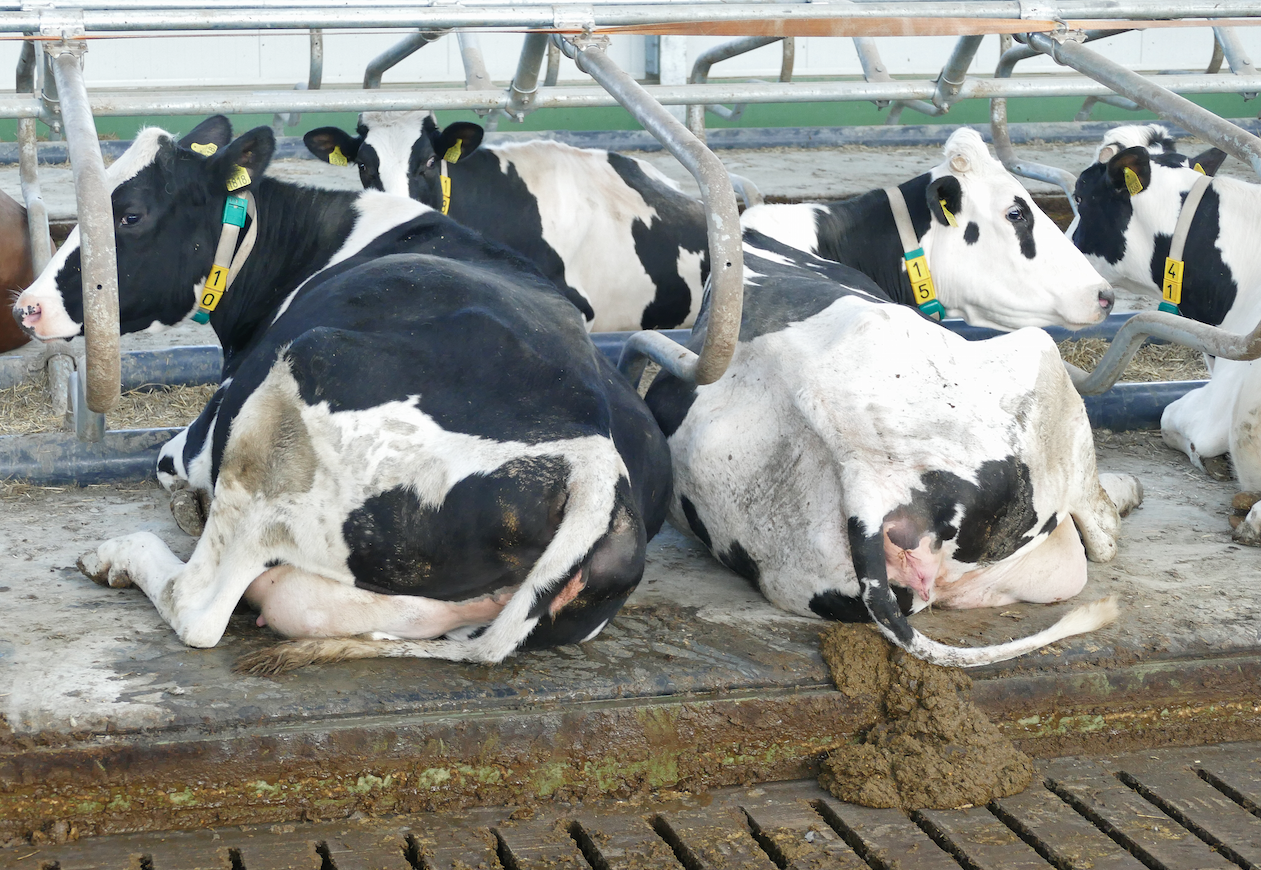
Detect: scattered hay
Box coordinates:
(0, 373, 216, 436)
(1058, 338, 1210, 382)
(818, 624, 1034, 811)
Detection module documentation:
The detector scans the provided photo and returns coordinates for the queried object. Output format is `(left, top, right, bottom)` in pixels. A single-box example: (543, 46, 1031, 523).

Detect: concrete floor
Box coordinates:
(3, 126, 1261, 842)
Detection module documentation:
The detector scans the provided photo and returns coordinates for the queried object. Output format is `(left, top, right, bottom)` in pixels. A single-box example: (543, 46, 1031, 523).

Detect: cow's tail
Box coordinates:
(235, 437, 625, 674)
(860, 573, 1119, 668)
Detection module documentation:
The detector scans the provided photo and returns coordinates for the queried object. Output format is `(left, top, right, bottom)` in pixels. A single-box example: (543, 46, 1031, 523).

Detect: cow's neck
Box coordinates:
(814, 174, 934, 308)
(209, 179, 361, 369)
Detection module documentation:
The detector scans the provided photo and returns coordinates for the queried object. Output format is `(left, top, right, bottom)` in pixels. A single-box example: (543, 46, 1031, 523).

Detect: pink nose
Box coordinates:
(1098, 289, 1115, 313)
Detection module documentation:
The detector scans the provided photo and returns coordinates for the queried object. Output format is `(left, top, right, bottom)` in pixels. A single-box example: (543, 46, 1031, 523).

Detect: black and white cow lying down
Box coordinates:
(740, 128, 1116, 332)
(643, 232, 1140, 666)
(1070, 124, 1261, 544)
(13, 116, 672, 671)
(305, 112, 709, 333)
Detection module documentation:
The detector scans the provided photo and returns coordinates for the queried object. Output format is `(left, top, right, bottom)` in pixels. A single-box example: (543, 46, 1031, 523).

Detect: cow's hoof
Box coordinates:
(170, 488, 207, 537)
(1231, 496, 1261, 546)
(77, 551, 133, 588)
(1203, 454, 1234, 481)
(1232, 491, 1261, 513)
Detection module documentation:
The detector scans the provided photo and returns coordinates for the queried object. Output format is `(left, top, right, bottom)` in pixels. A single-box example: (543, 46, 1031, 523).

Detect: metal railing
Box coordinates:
(8, 2, 1261, 443)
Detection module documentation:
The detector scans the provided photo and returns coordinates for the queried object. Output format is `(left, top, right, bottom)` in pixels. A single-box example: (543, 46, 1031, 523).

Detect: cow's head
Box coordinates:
(13, 116, 271, 340)
(305, 111, 483, 205)
(1071, 124, 1228, 295)
(924, 128, 1114, 331)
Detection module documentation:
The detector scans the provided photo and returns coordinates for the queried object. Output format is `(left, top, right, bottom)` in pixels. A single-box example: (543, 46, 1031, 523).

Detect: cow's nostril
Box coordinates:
(1098, 289, 1115, 312)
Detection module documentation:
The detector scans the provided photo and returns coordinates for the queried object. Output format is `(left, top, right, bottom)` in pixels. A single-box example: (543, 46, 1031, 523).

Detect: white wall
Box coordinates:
(0, 27, 1252, 93)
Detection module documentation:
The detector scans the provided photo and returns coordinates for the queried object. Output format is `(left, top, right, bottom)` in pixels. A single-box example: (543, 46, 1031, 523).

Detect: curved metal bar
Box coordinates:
(729, 173, 763, 209)
(363, 29, 444, 89)
(1070, 311, 1261, 395)
(571, 37, 743, 386)
(685, 36, 781, 139)
(616, 329, 699, 383)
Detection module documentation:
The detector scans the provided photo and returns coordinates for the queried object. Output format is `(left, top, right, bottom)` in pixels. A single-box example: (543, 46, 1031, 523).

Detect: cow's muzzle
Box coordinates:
(1098, 288, 1115, 315)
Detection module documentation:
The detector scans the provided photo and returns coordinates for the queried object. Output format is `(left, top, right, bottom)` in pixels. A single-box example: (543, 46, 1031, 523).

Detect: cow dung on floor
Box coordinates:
(818, 624, 1034, 810)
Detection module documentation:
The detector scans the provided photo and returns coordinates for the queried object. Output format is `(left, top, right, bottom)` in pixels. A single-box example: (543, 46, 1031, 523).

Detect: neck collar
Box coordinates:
(193, 191, 258, 324)
(884, 185, 946, 321)
(1158, 173, 1212, 316)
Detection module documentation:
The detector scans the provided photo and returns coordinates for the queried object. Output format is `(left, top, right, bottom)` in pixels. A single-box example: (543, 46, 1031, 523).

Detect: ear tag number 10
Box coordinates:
(905, 247, 946, 321)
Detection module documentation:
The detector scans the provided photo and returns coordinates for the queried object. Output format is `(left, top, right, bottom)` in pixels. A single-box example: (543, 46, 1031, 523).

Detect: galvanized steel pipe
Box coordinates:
(1026, 32, 1261, 179)
(15, 41, 51, 274)
(1070, 311, 1261, 395)
(570, 38, 742, 386)
(686, 36, 780, 138)
(363, 30, 444, 89)
(49, 44, 119, 417)
(1, 71, 1260, 121)
(505, 32, 550, 120)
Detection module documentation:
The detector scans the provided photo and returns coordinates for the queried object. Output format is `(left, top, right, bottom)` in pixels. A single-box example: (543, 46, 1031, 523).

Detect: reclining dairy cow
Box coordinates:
(1069, 124, 1261, 543)
(304, 112, 709, 333)
(13, 116, 673, 671)
(740, 128, 1115, 331)
(642, 231, 1137, 666)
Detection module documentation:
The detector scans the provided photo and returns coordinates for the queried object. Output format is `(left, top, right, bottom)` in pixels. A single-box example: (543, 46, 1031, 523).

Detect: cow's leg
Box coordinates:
(1097, 472, 1143, 517)
(935, 518, 1088, 609)
(243, 565, 514, 639)
(1162, 379, 1232, 474)
(1069, 477, 1123, 563)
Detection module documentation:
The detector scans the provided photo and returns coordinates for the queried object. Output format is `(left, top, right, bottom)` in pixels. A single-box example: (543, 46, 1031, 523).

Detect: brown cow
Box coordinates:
(0, 188, 34, 353)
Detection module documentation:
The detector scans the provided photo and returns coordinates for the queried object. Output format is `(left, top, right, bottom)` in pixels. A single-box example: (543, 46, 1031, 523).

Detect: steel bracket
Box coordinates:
(553, 6, 595, 33)
(38, 10, 85, 44)
(567, 31, 609, 53)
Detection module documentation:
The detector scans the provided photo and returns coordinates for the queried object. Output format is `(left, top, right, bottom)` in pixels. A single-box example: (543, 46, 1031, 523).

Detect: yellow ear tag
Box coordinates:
(444, 143, 462, 164)
(1124, 167, 1144, 196)
(938, 199, 958, 228)
(189, 142, 218, 157)
(440, 173, 452, 215)
(226, 165, 251, 192)
(1162, 257, 1185, 306)
(1194, 162, 1206, 175)
(329, 146, 348, 167)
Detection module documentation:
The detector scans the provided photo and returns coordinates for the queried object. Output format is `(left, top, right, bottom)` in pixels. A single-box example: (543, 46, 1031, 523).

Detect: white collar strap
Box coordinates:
(885, 185, 946, 321)
(1160, 173, 1212, 316)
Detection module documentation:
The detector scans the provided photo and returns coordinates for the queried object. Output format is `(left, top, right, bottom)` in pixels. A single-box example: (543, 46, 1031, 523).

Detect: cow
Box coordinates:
(739, 128, 1115, 332)
(304, 111, 709, 333)
(1068, 124, 1261, 544)
(641, 230, 1138, 666)
(0, 188, 35, 353)
(12, 115, 673, 672)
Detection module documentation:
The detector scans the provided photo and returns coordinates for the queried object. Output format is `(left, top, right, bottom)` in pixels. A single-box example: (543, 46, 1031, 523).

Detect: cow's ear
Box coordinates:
(304, 127, 360, 167)
(1106, 146, 1151, 196)
(434, 122, 484, 164)
(209, 126, 275, 192)
(1189, 146, 1228, 177)
(178, 115, 233, 157)
(926, 175, 962, 227)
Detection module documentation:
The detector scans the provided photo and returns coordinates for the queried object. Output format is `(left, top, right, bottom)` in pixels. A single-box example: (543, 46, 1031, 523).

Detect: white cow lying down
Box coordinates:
(643, 233, 1141, 666)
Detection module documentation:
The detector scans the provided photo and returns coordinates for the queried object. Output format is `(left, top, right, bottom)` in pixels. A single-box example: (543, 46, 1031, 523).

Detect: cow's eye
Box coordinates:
(1073, 194, 1082, 204)
(1006, 206, 1025, 222)
(118, 213, 141, 227)
(426, 156, 436, 169)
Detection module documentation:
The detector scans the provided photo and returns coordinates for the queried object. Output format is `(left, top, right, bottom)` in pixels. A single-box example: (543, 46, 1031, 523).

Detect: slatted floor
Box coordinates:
(7, 742, 1261, 870)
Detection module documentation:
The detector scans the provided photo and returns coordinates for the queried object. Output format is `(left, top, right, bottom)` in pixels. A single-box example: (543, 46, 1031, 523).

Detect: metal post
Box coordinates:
(566, 36, 742, 387)
(363, 29, 443, 89)
(15, 40, 51, 275)
(274, 28, 322, 132)
(505, 32, 549, 121)
(931, 34, 985, 109)
(48, 42, 119, 421)
(1026, 32, 1261, 179)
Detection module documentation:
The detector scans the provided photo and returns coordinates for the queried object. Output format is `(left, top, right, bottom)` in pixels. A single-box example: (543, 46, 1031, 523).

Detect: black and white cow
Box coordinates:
(740, 128, 1115, 331)
(1069, 124, 1261, 543)
(13, 116, 673, 671)
(304, 111, 709, 333)
(643, 231, 1139, 666)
